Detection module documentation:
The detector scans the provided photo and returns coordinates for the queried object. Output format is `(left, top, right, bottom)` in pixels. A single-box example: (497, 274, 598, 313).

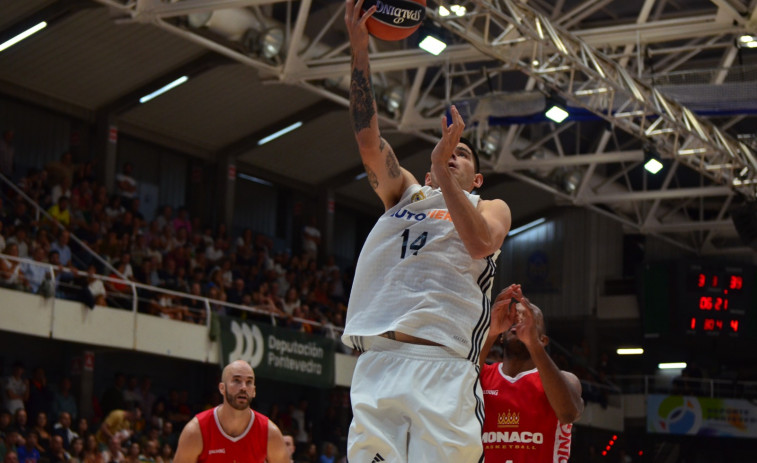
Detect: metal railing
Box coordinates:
(613, 374, 757, 399)
(0, 252, 342, 335)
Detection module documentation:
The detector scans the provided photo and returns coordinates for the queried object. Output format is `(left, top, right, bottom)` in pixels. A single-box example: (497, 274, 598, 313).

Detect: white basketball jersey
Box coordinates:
(343, 184, 498, 363)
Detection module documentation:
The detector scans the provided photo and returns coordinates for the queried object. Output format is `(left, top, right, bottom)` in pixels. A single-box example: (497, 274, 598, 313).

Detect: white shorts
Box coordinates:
(348, 337, 484, 463)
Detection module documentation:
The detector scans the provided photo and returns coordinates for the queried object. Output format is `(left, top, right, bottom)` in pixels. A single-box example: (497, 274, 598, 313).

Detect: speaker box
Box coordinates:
(731, 202, 757, 250)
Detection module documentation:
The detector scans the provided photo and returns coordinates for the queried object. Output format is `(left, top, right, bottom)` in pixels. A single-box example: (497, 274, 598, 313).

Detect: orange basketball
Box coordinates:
(363, 0, 426, 41)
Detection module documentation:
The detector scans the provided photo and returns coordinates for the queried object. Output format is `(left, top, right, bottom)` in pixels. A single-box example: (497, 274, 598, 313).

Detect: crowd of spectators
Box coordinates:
(0, 152, 353, 342)
(1, 362, 351, 463)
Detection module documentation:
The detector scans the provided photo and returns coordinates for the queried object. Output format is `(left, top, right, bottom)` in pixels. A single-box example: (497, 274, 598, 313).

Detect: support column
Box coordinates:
(317, 188, 335, 265)
(95, 114, 119, 194)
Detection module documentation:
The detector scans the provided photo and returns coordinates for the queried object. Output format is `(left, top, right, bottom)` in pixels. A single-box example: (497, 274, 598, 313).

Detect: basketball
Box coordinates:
(363, 0, 426, 41)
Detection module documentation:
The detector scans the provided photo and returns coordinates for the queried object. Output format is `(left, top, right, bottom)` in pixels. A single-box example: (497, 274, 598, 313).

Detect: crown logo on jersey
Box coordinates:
(410, 191, 426, 203)
(498, 410, 520, 427)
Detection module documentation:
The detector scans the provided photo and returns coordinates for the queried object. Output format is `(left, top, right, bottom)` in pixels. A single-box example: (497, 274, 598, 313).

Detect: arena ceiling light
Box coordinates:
(0, 22, 47, 53)
(139, 76, 189, 104)
(658, 362, 687, 370)
(616, 347, 644, 355)
(438, 5, 466, 16)
(257, 121, 303, 146)
(737, 34, 757, 49)
(644, 148, 664, 174)
(508, 217, 546, 237)
(419, 34, 447, 55)
(544, 103, 569, 123)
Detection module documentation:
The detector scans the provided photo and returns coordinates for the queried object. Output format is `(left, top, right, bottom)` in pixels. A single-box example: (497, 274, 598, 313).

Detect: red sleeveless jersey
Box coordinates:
(196, 406, 268, 463)
(480, 363, 573, 463)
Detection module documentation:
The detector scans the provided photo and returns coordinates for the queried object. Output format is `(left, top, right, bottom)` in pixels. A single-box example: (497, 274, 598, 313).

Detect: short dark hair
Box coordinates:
(459, 137, 480, 173)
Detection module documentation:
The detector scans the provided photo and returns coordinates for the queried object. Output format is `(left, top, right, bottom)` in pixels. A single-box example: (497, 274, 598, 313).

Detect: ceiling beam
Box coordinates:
(502, 151, 644, 170)
(579, 186, 733, 204)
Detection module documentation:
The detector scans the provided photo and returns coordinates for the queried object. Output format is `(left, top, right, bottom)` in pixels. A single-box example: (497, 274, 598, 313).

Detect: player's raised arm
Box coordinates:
(265, 420, 289, 463)
(345, 0, 416, 210)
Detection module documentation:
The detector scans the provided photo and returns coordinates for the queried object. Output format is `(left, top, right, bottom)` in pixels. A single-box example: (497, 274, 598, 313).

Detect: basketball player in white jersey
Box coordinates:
(343, 1, 512, 461)
(480, 284, 584, 462)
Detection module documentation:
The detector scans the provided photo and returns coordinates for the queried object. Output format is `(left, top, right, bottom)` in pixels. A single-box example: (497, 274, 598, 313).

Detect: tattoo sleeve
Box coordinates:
(363, 163, 379, 190)
(350, 68, 375, 133)
(385, 146, 401, 179)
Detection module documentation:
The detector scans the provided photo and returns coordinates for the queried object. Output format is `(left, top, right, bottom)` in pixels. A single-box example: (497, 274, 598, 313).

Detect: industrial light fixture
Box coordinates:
(617, 348, 644, 355)
(259, 27, 285, 60)
(139, 76, 189, 104)
(561, 169, 583, 194)
(658, 362, 687, 370)
(737, 34, 757, 49)
(481, 128, 504, 158)
(238, 173, 273, 186)
(509, 218, 546, 237)
(382, 85, 405, 114)
(545, 103, 569, 123)
(419, 34, 447, 55)
(438, 5, 466, 16)
(257, 121, 303, 146)
(644, 148, 664, 174)
(0, 21, 47, 53)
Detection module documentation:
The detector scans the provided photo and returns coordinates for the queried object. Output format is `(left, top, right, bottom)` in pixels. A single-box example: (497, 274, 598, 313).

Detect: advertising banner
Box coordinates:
(220, 317, 335, 388)
(647, 394, 757, 438)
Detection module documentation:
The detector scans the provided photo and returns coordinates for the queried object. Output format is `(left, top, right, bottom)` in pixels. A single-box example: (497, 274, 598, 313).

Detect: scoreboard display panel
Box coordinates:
(678, 262, 753, 337)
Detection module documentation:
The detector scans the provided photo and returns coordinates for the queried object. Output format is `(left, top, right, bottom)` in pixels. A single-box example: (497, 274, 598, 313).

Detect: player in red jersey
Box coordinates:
(173, 360, 288, 463)
(479, 284, 584, 462)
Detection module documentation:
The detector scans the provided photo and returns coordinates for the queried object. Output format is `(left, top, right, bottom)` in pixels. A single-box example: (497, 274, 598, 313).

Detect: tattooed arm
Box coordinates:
(345, 0, 417, 210)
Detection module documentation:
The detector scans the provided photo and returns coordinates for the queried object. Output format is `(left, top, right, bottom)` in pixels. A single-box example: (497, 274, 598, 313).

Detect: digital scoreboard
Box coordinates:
(679, 262, 753, 337)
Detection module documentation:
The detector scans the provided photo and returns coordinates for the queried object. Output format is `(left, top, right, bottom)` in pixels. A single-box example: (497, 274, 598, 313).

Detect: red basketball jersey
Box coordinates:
(481, 363, 573, 463)
(196, 406, 268, 463)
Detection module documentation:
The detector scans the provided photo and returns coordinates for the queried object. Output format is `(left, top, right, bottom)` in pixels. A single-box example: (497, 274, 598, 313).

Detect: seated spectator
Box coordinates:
(149, 293, 187, 321)
(67, 437, 84, 463)
(153, 206, 172, 234)
(16, 430, 41, 463)
(0, 243, 29, 290)
(50, 230, 73, 267)
(81, 435, 99, 463)
(104, 195, 125, 221)
(171, 208, 191, 235)
(46, 196, 72, 227)
(124, 442, 140, 463)
(21, 247, 51, 295)
(6, 226, 30, 258)
(85, 265, 107, 308)
(52, 412, 78, 451)
(96, 410, 136, 447)
(100, 436, 124, 463)
(51, 175, 72, 205)
(42, 435, 69, 463)
(3, 450, 19, 463)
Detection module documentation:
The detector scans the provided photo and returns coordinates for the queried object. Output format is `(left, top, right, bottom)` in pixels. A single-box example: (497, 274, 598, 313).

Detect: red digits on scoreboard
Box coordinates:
(729, 275, 743, 290)
(704, 319, 715, 331)
(730, 320, 739, 332)
(698, 273, 706, 288)
(699, 296, 713, 310)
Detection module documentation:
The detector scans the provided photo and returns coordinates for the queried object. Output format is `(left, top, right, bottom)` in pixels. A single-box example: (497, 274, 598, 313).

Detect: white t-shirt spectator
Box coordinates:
(88, 279, 106, 298)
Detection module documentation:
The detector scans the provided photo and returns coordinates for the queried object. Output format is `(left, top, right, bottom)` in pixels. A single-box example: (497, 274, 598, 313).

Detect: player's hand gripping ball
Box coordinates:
(363, 0, 426, 41)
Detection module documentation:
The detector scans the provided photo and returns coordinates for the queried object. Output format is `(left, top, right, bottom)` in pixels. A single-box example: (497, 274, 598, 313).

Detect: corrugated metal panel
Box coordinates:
(496, 208, 627, 320)
(121, 64, 323, 153)
(117, 136, 187, 210)
(0, 0, 55, 31)
(0, 7, 205, 110)
(233, 177, 277, 237)
(0, 97, 71, 178)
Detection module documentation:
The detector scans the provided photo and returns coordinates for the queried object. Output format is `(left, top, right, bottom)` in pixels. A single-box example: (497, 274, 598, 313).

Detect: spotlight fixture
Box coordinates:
(259, 27, 285, 60)
(737, 34, 757, 49)
(481, 128, 504, 158)
(438, 5, 466, 17)
(382, 85, 405, 114)
(419, 34, 447, 55)
(643, 147, 663, 174)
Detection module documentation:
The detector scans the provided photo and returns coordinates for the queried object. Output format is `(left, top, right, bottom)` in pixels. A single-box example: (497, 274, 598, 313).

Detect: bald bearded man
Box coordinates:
(173, 360, 288, 463)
